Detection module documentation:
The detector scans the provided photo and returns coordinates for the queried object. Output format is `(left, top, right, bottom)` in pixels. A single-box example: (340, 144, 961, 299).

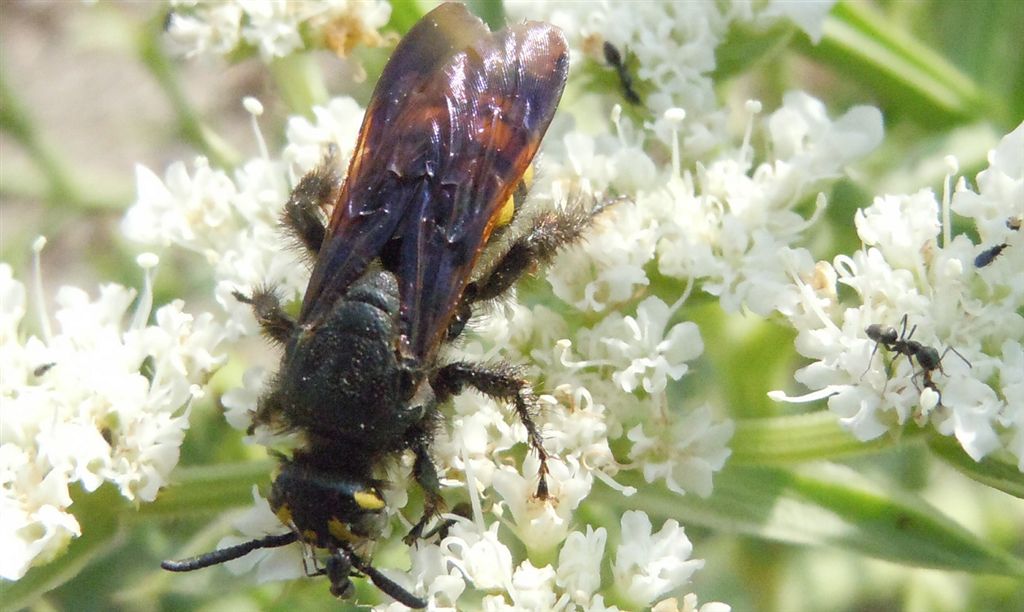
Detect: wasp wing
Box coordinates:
(301, 3, 568, 365)
(301, 3, 501, 324)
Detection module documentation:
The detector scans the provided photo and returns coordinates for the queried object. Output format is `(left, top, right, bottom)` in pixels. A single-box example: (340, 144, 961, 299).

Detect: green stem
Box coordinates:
(269, 53, 329, 117)
(0, 66, 81, 205)
(136, 16, 238, 169)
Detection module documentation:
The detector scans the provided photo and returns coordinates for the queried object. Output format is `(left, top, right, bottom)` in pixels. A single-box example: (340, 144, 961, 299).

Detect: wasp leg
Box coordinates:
(447, 204, 597, 340)
(432, 362, 551, 498)
(417, 502, 470, 541)
(476, 206, 593, 303)
(280, 148, 341, 257)
(404, 433, 446, 545)
(233, 286, 295, 345)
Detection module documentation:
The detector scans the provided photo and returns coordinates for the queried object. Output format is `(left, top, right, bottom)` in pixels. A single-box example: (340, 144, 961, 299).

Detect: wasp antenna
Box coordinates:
(161, 532, 298, 572)
(356, 558, 428, 609)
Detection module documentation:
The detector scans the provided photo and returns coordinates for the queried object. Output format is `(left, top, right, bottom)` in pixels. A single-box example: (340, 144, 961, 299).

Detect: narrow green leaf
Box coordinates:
(139, 461, 273, 518)
(613, 462, 1024, 577)
(799, 0, 991, 126)
(928, 434, 1024, 500)
(731, 412, 901, 464)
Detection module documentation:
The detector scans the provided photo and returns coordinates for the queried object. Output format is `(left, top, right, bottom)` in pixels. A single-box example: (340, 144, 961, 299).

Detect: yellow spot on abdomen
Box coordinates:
(353, 490, 385, 510)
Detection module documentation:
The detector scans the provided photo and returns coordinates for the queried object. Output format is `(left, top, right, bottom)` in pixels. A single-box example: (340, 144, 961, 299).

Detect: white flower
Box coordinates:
(491, 456, 592, 558)
(612, 511, 704, 609)
(123, 5, 880, 607)
(508, 1, 838, 152)
(774, 121, 1024, 466)
(0, 257, 224, 580)
(545, 184, 657, 313)
(166, 3, 242, 57)
(221, 367, 266, 432)
(951, 121, 1023, 239)
(556, 525, 608, 603)
(404, 538, 465, 610)
(166, 0, 392, 61)
(441, 520, 515, 593)
(759, 0, 835, 43)
(507, 560, 560, 611)
(999, 339, 1024, 470)
(654, 593, 733, 612)
(768, 91, 883, 178)
(582, 296, 703, 394)
(626, 404, 734, 497)
(854, 190, 942, 268)
(124, 97, 369, 341)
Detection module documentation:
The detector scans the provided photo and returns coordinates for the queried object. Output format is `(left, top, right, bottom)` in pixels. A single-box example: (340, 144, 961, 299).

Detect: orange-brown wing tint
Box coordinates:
(300, 2, 568, 363)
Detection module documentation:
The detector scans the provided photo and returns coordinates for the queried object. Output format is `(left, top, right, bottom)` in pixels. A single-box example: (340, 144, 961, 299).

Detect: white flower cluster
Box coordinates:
(166, 0, 393, 61)
(506, 0, 836, 156)
(0, 252, 224, 580)
(224, 492, 714, 611)
(122, 0, 894, 608)
(126, 92, 734, 607)
(773, 123, 1024, 466)
(123, 97, 366, 341)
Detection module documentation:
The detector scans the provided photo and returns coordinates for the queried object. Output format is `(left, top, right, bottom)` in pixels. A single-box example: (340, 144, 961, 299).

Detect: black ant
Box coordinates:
(603, 41, 641, 105)
(863, 315, 970, 401)
(863, 314, 921, 378)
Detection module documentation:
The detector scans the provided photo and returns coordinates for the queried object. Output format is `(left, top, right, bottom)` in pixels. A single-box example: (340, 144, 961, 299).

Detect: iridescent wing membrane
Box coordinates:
(300, 3, 569, 362)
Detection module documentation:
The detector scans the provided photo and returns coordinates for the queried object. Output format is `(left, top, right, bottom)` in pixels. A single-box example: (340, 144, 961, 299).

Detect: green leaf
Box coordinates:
(896, 0, 1024, 129)
(928, 434, 1024, 500)
(731, 412, 902, 464)
(139, 461, 273, 518)
(714, 21, 796, 80)
(799, 0, 991, 126)
(616, 462, 1024, 577)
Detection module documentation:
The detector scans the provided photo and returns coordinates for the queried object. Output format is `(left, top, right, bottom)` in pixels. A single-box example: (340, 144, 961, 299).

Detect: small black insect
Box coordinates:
(974, 242, 1009, 268)
(1007, 216, 1022, 232)
(33, 362, 56, 377)
(863, 314, 919, 378)
(908, 340, 970, 410)
(863, 314, 970, 402)
(160, 3, 602, 608)
(603, 41, 641, 105)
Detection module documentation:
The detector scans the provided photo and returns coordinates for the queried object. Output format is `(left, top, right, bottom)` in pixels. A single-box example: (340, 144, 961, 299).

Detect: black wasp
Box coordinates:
(863, 314, 969, 402)
(162, 3, 601, 608)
